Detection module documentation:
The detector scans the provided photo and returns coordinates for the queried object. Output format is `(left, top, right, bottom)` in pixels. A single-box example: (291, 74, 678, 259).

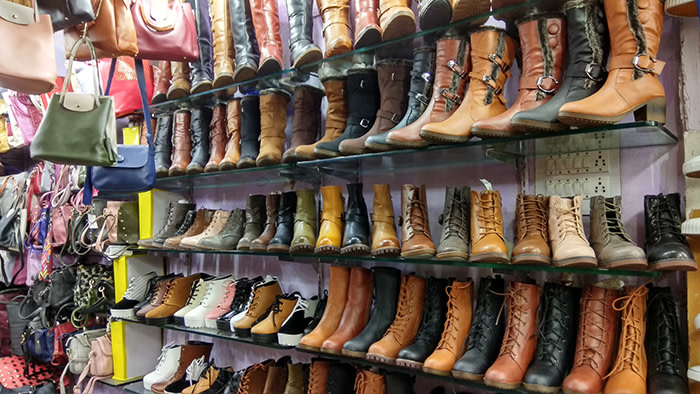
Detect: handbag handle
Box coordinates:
(138, 0, 178, 32)
(60, 38, 101, 109)
(0, 0, 40, 25)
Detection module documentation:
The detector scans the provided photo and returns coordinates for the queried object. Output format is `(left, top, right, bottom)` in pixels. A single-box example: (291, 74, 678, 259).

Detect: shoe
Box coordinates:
(354, 369, 385, 394)
(340, 183, 371, 255)
(184, 276, 233, 328)
(237, 194, 267, 250)
(282, 362, 308, 394)
(163, 209, 215, 249)
(449, 0, 490, 23)
(173, 276, 216, 325)
(210, 0, 234, 89)
(180, 210, 230, 249)
(436, 185, 470, 261)
(298, 266, 350, 350)
(136, 275, 183, 322)
(256, 89, 291, 166)
(281, 85, 324, 163)
(378, 0, 415, 41)
(186, 107, 214, 175)
(198, 208, 246, 250)
(204, 104, 228, 172)
(143, 343, 181, 391)
(238, 360, 273, 393)
(470, 189, 508, 263)
(167, 62, 191, 100)
(150, 342, 214, 394)
(204, 279, 238, 328)
(110, 271, 157, 319)
(251, 193, 281, 252)
(262, 357, 290, 393)
(325, 363, 356, 394)
(315, 186, 345, 255)
(251, 293, 300, 343)
(683, 155, 700, 178)
(152, 61, 171, 104)
(162, 356, 210, 394)
(549, 195, 597, 268)
(220, 99, 241, 171)
(589, 195, 647, 269)
(399, 184, 436, 259)
(644, 193, 697, 271)
(233, 277, 284, 337)
(159, 209, 202, 249)
(277, 296, 320, 346)
(353, 0, 381, 48)
(188, 0, 214, 94)
(216, 276, 262, 331)
(146, 274, 203, 325)
(416, 0, 451, 30)
(369, 184, 400, 257)
(316, 0, 352, 58)
(306, 359, 332, 394)
(511, 194, 550, 265)
(138, 202, 196, 248)
(237, 95, 262, 169)
(182, 365, 221, 394)
(133, 274, 177, 318)
(229, 0, 259, 83)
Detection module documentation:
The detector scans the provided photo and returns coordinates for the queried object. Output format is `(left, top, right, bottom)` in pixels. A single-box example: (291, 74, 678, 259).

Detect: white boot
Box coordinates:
(143, 343, 181, 390)
(184, 276, 233, 328)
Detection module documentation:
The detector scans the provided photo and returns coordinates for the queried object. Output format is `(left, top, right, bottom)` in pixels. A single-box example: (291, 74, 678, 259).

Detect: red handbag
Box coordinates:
(98, 57, 154, 117)
(131, 0, 198, 61)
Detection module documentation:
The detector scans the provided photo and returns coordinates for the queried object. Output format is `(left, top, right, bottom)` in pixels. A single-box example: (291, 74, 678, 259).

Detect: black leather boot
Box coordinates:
(522, 282, 581, 393)
(385, 373, 416, 394)
(154, 114, 173, 178)
(186, 0, 214, 94)
(436, 185, 470, 261)
(138, 202, 196, 248)
(237, 194, 267, 250)
(646, 287, 689, 394)
(340, 183, 371, 255)
(644, 193, 697, 271)
(216, 276, 262, 331)
(395, 277, 449, 369)
(186, 107, 213, 175)
(236, 95, 262, 169)
(452, 276, 506, 380)
(229, 0, 260, 83)
(198, 208, 246, 250)
(326, 363, 356, 394)
(341, 267, 401, 358)
(267, 191, 297, 253)
(285, 0, 322, 68)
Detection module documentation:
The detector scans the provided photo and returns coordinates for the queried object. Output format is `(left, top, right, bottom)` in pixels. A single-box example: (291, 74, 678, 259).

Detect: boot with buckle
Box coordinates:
(589, 195, 647, 269)
(512, 194, 550, 265)
(370, 184, 400, 256)
(315, 185, 345, 255)
(316, 0, 352, 58)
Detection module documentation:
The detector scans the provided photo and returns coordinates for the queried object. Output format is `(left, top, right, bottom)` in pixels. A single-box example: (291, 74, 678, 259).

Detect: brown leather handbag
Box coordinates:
(131, 0, 198, 61)
(63, 0, 138, 60)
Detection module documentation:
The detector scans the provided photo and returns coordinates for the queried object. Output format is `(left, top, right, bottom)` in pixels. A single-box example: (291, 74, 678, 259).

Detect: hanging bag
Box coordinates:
(71, 334, 111, 394)
(37, 0, 95, 31)
(63, 0, 138, 60)
(130, 0, 198, 61)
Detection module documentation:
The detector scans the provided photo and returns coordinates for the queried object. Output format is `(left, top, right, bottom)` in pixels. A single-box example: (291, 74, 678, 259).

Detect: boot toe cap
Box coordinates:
(453, 351, 492, 375)
(484, 358, 525, 385)
(523, 362, 564, 388)
(648, 373, 689, 394)
(423, 350, 457, 372)
(397, 342, 433, 363)
(562, 367, 604, 394)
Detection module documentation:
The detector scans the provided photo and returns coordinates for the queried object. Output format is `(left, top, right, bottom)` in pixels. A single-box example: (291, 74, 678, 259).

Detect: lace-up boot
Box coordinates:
(198, 208, 246, 250)
(590, 196, 647, 269)
(423, 279, 473, 375)
(150, 342, 214, 394)
(111, 271, 158, 319)
(282, 362, 308, 394)
(182, 366, 220, 394)
(370, 184, 400, 256)
(321, 267, 373, 353)
(512, 194, 550, 265)
(162, 356, 209, 394)
(549, 195, 597, 267)
(644, 193, 697, 271)
(143, 343, 182, 391)
(184, 276, 233, 328)
(252, 293, 300, 343)
(471, 189, 508, 262)
(163, 209, 214, 248)
(139, 202, 197, 248)
(326, 363, 355, 394)
(237, 360, 272, 394)
(307, 359, 331, 394)
(180, 210, 230, 249)
(217, 276, 262, 331)
(299, 266, 350, 350)
(484, 281, 540, 389)
(204, 279, 238, 328)
(137, 275, 184, 322)
(173, 276, 214, 324)
(436, 185, 470, 261)
(354, 369, 385, 394)
(233, 277, 283, 337)
(278, 296, 320, 346)
(146, 274, 203, 325)
(400, 184, 436, 258)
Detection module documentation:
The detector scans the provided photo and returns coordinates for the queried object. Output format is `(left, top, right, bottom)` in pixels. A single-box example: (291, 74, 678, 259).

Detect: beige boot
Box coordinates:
(548, 195, 597, 267)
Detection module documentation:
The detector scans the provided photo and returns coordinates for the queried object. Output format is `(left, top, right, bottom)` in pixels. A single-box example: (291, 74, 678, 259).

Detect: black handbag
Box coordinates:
(37, 0, 95, 31)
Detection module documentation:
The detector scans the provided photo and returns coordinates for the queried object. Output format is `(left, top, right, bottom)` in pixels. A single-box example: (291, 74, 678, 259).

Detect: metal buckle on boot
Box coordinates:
(489, 53, 511, 73)
(537, 75, 559, 94)
(421, 72, 433, 84)
(440, 88, 463, 105)
(359, 118, 370, 128)
(415, 93, 429, 106)
(481, 75, 502, 95)
(447, 60, 467, 78)
(585, 63, 607, 81)
(633, 54, 657, 73)
(391, 113, 402, 123)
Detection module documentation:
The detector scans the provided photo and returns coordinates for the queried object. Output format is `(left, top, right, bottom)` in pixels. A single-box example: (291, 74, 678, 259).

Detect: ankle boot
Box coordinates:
(315, 68, 379, 158)
(549, 195, 597, 267)
(217, 276, 260, 330)
(307, 359, 331, 394)
(248, 0, 284, 75)
(316, 0, 353, 58)
(354, 369, 385, 394)
(289, 189, 317, 254)
(387, 31, 468, 149)
(483, 282, 540, 390)
(379, 0, 415, 41)
(340, 183, 370, 255)
(644, 193, 697, 271)
(146, 274, 203, 324)
(256, 89, 291, 166)
(436, 185, 470, 261)
(282, 85, 324, 163)
(559, 0, 666, 127)
(204, 104, 228, 173)
(522, 283, 581, 393)
(220, 98, 241, 171)
(262, 358, 288, 394)
(169, 109, 193, 177)
(250, 193, 280, 251)
(450, 0, 490, 23)
(186, 0, 214, 94)
(472, 16, 567, 138)
(354, 0, 381, 48)
(252, 294, 299, 343)
(400, 184, 436, 259)
(366, 44, 435, 152)
(370, 184, 400, 257)
(229, 0, 260, 83)
(342, 267, 401, 358)
(299, 266, 351, 350)
(238, 361, 272, 394)
(180, 209, 230, 248)
(282, 362, 308, 394)
(210, 0, 234, 89)
(198, 208, 246, 250)
(416, 0, 451, 30)
(163, 209, 215, 248)
(321, 267, 373, 353)
(315, 185, 345, 255)
(186, 107, 213, 175)
(470, 189, 508, 263)
(237, 194, 267, 250)
(589, 195, 647, 269)
(268, 191, 297, 253)
(422, 279, 473, 376)
(339, 59, 411, 155)
(154, 114, 173, 178)
(452, 276, 506, 381)
(326, 364, 356, 394)
(295, 77, 348, 161)
(149, 342, 214, 394)
(512, 194, 550, 265)
(153, 61, 171, 104)
(286, 0, 322, 68)
(138, 201, 197, 247)
(237, 95, 261, 169)
(420, 28, 516, 144)
(367, 275, 426, 363)
(233, 279, 283, 337)
(395, 277, 449, 369)
(167, 62, 191, 100)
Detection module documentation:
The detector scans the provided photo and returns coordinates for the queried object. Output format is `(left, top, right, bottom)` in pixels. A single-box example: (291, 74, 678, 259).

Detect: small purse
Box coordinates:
(131, 0, 198, 61)
(37, 0, 95, 31)
(72, 334, 111, 394)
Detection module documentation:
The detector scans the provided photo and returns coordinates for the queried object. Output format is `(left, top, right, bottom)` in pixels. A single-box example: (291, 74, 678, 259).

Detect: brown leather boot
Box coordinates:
(219, 98, 241, 171)
(210, 0, 235, 88)
(233, 278, 283, 337)
(367, 275, 426, 363)
(167, 62, 191, 100)
(238, 360, 273, 394)
(400, 184, 436, 259)
(250, 192, 281, 251)
(307, 359, 331, 394)
(484, 282, 540, 390)
(379, 0, 416, 41)
(321, 267, 373, 353)
(589, 196, 647, 269)
(370, 184, 400, 256)
(299, 266, 351, 350)
(295, 78, 348, 161)
(256, 89, 291, 166)
(549, 195, 597, 268)
(450, 0, 490, 23)
(169, 109, 193, 177)
(248, 0, 284, 75)
(353, 0, 381, 48)
(163, 209, 215, 248)
(204, 104, 228, 173)
(354, 369, 386, 394)
(282, 85, 324, 164)
(512, 194, 550, 265)
(262, 358, 288, 394)
(153, 61, 171, 104)
(282, 362, 307, 394)
(471, 189, 508, 263)
(316, 0, 353, 57)
(145, 273, 202, 324)
(149, 342, 213, 394)
(315, 185, 345, 255)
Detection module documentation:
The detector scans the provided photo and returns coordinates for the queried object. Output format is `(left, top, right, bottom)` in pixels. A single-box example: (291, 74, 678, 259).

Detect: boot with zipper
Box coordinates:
(248, 0, 284, 75)
(268, 191, 297, 253)
(340, 183, 370, 255)
(436, 185, 470, 261)
(644, 193, 697, 271)
(370, 184, 400, 256)
(153, 61, 171, 104)
(299, 266, 351, 350)
(237, 194, 267, 250)
(204, 104, 228, 173)
(400, 184, 436, 259)
(229, 0, 260, 83)
(416, 0, 451, 30)
(589, 195, 647, 269)
(471, 189, 508, 263)
(289, 189, 317, 254)
(256, 89, 291, 166)
(316, 0, 352, 58)
(286, 0, 322, 68)
(549, 195, 597, 267)
(220, 98, 241, 171)
(154, 114, 173, 178)
(210, 0, 234, 89)
(321, 267, 373, 353)
(250, 193, 281, 251)
(354, 369, 385, 394)
(186, 0, 214, 94)
(236, 95, 261, 169)
(354, 0, 381, 48)
(169, 109, 193, 177)
(167, 62, 191, 100)
(295, 77, 348, 161)
(282, 85, 324, 163)
(379, 0, 415, 41)
(512, 194, 550, 265)
(315, 185, 345, 255)
(233, 278, 284, 337)
(186, 107, 213, 175)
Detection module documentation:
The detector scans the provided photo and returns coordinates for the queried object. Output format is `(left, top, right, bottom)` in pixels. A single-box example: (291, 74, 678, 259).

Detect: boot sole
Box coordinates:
(552, 256, 598, 268)
(470, 126, 514, 139)
(249, 244, 270, 252)
(172, 316, 185, 325)
(277, 333, 303, 347)
(649, 258, 698, 271)
(315, 245, 340, 255)
(599, 258, 648, 270)
(401, 248, 436, 259)
(213, 74, 234, 89)
(422, 366, 451, 376)
(256, 156, 281, 167)
(320, 347, 342, 355)
(470, 252, 510, 263)
(371, 247, 400, 257)
(166, 88, 189, 100)
(436, 251, 469, 261)
(418, 0, 452, 30)
(296, 343, 321, 352)
(419, 129, 471, 144)
(293, 47, 323, 69)
(236, 158, 256, 169)
(451, 0, 490, 23)
(363, 140, 394, 152)
(267, 244, 290, 253)
(197, 244, 234, 251)
(338, 145, 369, 155)
(168, 168, 187, 177)
(395, 359, 423, 369)
(313, 148, 341, 158)
(366, 353, 396, 365)
(190, 80, 213, 95)
(511, 254, 551, 265)
(185, 166, 204, 175)
(251, 332, 278, 343)
(145, 316, 173, 326)
(522, 383, 560, 394)
(509, 118, 569, 133)
(233, 327, 252, 337)
(452, 370, 484, 381)
(381, 12, 416, 42)
(219, 162, 237, 171)
(258, 58, 283, 77)
(341, 349, 367, 359)
(355, 26, 382, 49)
(203, 165, 220, 173)
(340, 244, 370, 256)
(233, 66, 258, 84)
(483, 379, 521, 390)
(557, 97, 667, 127)
(290, 244, 315, 254)
(561, 390, 602, 394)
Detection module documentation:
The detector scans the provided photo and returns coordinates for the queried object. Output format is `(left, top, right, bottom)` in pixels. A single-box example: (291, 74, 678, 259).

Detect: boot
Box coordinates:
(256, 89, 291, 166)
(237, 194, 267, 250)
(340, 183, 370, 255)
(354, 0, 381, 48)
(522, 283, 581, 394)
(250, 193, 281, 251)
(471, 189, 508, 263)
(248, 0, 284, 75)
(400, 184, 435, 258)
(354, 369, 385, 394)
(204, 104, 228, 173)
(282, 362, 308, 394)
(198, 208, 246, 250)
(289, 189, 317, 254)
(314, 68, 379, 158)
(282, 85, 324, 164)
(233, 279, 283, 337)
(665, 0, 698, 16)
(472, 16, 567, 138)
(154, 114, 173, 178)
(180, 209, 230, 249)
(420, 28, 517, 144)
(416, 0, 451, 30)
(395, 277, 450, 369)
(299, 266, 351, 350)
(483, 282, 540, 390)
(366, 44, 435, 152)
(316, 0, 353, 58)
(644, 193, 697, 271)
(169, 109, 193, 177)
(452, 276, 506, 381)
(315, 185, 345, 255)
(367, 275, 426, 363)
(603, 285, 648, 394)
(238, 361, 272, 394)
(236, 95, 261, 169)
(307, 359, 331, 394)
(378, 0, 415, 41)
(149, 342, 214, 394)
(385, 373, 415, 394)
(262, 358, 289, 394)
(153, 61, 171, 104)
(163, 209, 215, 248)
(186, 107, 214, 175)
(136, 275, 182, 321)
(342, 267, 401, 358)
(220, 98, 241, 171)
(138, 201, 196, 247)
(217, 276, 260, 331)
(252, 294, 299, 343)
(589, 195, 647, 269)
(145, 274, 203, 325)
(370, 184, 400, 257)
(562, 282, 622, 394)
(512, 194, 550, 265)
(186, 0, 214, 94)
(436, 185, 470, 261)
(229, 0, 260, 83)
(294, 77, 348, 161)
(339, 59, 411, 155)
(268, 191, 297, 253)
(422, 279, 473, 376)
(326, 364, 355, 394)
(167, 62, 191, 100)
(558, 0, 666, 126)
(549, 195, 597, 267)
(387, 31, 468, 149)
(286, 0, 322, 68)
(450, 0, 490, 23)
(321, 267, 373, 353)
(210, 0, 234, 89)
(510, 0, 609, 132)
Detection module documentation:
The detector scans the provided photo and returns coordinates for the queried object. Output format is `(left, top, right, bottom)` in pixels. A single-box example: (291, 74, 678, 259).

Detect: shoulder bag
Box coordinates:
(72, 334, 111, 394)
(131, 0, 198, 61)
(38, 0, 95, 31)
(63, 0, 138, 60)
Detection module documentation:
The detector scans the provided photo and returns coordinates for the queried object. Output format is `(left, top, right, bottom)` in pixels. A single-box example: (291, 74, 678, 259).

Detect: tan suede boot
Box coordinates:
(256, 89, 291, 167)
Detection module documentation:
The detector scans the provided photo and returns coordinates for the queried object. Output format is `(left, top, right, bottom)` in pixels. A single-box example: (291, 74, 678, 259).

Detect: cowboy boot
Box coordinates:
(512, 194, 550, 265)
(250, 193, 280, 251)
(321, 267, 373, 353)
(436, 185, 470, 261)
(186, 107, 213, 175)
(559, 0, 666, 126)
(169, 109, 192, 177)
(229, 0, 260, 82)
(248, 0, 284, 75)
(355, 369, 385, 394)
(154, 114, 173, 178)
(167, 62, 191, 100)
(387, 31, 468, 149)
(307, 359, 332, 394)
(450, 0, 490, 23)
(379, 0, 415, 41)
(340, 183, 371, 255)
(153, 61, 171, 104)
(186, 0, 214, 94)
(210, 0, 234, 89)
(267, 191, 297, 253)
(295, 77, 348, 161)
(416, 0, 451, 30)
(315, 185, 345, 255)
(204, 104, 228, 173)
(354, 0, 381, 48)
(286, 0, 322, 68)
(256, 89, 290, 166)
(471, 189, 508, 263)
(644, 193, 697, 271)
(400, 184, 436, 259)
(511, 0, 609, 132)
(299, 266, 351, 350)
(237, 95, 261, 169)
(316, 0, 353, 58)
(289, 189, 317, 254)
(549, 195, 597, 267)
(282, 85, 324, 164)
(220, 98, 241, 171)
(339, 59, 411, 155)
(589, 195, 647, 269)
(420, 28, 517, 144)
(370, 184, 400, 257)
(237, 194, 267, 250)
(471, 16, 567, 138)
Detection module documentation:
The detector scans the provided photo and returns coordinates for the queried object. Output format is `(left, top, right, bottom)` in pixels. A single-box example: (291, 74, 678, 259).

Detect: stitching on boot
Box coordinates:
(563, 0, 594, 11)
(537, 19, 554, 101)
(626, 0, 647, 80)
(446, 39, 468, 113)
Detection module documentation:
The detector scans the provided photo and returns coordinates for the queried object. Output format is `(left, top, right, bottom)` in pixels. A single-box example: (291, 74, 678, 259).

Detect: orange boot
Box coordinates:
(298, 266, 351, 350)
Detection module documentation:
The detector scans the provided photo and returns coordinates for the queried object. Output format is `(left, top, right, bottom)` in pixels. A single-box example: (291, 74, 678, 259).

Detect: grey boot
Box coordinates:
(138, 201, 196, 248)
(237, 194, 267, 250)
(198, 209, 247, 250)
(229, 0, 260, 83)
(286, 0, 322, 68)
(589, 196, 647, 269)
(436, 185, 470, 261)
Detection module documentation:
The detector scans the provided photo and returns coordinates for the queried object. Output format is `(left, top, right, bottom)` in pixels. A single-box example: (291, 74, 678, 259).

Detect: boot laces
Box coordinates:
(245, 287, 263, 317)
(649, 292, 682, 374)
(216, 280, 236, 309)
(200, 280, 219, 307)
(477, 193, 501, 238)
(185, 280, 204, 306)
(534, 288, 568, 364)
(520, 197, 547, 239)
(185, 358, 210, 386)
(497, 285, 530, 358)
(574, 292, 610, 369)
(444, 195, 468, 239)
(230, 282, 250, 310)
(467, 286, 499, 353)
(270, 296, 284, 329)
(161, 280, 177, 305)
(436, 282, 471, 353)
(414, 284, 443, 343)
(606, 285, 648, 378)
(150, 280, 168, 305)
(238, 365, 259, 393)
(154, 205, 176, 237)
(122, 277, 139, 300)
(308, 364, 323, 393)
(354, 370, 382, 394)
(650, 199, 683, 239)
(557, 200, 586, 240)
(386, 278, 412, 337)
(603, 200, 633, 242)
(153, 342, 177, 372)
(405, 191, 431, 240)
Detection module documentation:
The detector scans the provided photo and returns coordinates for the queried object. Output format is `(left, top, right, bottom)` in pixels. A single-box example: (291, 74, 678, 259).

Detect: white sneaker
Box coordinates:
(173, 276, 214, 325)
(184, 276, 233, 328)
(110, 272, 157, 319)
(143, 342, 180, 390)
(229, 275, 279, 332)
(684, 155, 700, 178)
(689, 366, 700, 382)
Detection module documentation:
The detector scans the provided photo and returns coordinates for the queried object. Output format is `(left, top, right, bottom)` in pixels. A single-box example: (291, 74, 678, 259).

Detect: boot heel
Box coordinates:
(634, 97, 666, 123)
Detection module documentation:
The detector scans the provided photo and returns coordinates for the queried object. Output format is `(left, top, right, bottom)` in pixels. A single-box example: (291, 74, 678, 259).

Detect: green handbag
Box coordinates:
(30, 37, 117, 167)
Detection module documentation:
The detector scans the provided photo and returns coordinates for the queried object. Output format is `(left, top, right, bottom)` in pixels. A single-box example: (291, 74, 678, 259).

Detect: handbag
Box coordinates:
(97, 57, 154, 118)
(1, 381, 56, 394)
(116, 201, 138, 245)
(5, 93, 43, 147)
(61, 327, 105, 375)
(70, 265, 113, 328)
(63, 0, 138, 60)
(131, 0, 198, 61)
(0, 176, 27, 253)
(38, 0, 95, 31)
(0, 356, 59, 389)
(0, 0, 57, 95)
(72, 334, 111, 394)
(2, 293, 29, 356)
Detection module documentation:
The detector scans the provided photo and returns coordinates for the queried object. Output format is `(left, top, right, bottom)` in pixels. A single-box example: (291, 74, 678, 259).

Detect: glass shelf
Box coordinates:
(151, 163, 300, 191)
(121, 381, 149, 394)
